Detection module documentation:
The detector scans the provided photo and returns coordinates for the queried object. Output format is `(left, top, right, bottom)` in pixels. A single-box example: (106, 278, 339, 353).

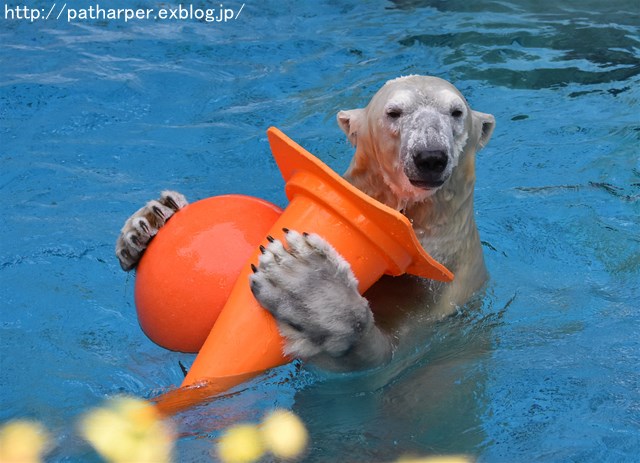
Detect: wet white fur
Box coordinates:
(249, 76, 494, 370)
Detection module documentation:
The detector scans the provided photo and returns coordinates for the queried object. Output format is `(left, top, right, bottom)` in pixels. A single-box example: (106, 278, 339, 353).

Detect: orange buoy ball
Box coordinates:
(134, 195, 283, 353)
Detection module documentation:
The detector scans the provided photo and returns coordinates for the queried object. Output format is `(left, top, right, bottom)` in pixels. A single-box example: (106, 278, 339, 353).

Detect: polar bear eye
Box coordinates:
(451, 108, 464, 119)
(386, 108, 403, 119)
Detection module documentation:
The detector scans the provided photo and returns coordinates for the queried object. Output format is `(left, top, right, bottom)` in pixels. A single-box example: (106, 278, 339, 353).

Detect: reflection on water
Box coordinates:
(393, 0, 640, 90)
(290, 291, 507, 461)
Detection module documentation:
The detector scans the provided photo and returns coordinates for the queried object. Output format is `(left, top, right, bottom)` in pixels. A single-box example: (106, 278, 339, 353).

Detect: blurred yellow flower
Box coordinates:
(79, 396, 174, 463)
(0, 419, 50, 463)
(216, 409, 308, 463)
(260, 409, 308, 459)
(217, 423, 265, 463)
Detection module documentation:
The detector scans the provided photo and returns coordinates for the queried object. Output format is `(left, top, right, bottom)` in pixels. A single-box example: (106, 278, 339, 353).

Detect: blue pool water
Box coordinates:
(1, 0, 639, 461)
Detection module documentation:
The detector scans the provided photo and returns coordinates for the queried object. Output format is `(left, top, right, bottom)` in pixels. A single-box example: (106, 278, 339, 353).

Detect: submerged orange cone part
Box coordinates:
(153, 127, 454, 412)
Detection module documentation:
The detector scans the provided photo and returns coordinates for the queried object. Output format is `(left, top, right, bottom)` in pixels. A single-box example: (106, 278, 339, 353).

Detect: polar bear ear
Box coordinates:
(337, 109, 365, 147)
(473, 111, 496, 149)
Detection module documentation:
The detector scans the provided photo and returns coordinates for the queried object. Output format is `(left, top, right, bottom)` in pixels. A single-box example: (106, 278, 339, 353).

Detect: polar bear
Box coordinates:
(116, 75, 495, 372)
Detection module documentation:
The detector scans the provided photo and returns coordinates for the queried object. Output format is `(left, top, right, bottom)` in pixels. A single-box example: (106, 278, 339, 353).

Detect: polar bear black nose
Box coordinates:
(414, 150, 448, 174)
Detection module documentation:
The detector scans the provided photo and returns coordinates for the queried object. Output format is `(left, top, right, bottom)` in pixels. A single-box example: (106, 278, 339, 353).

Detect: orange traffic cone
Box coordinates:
(154, 127, 453, 415)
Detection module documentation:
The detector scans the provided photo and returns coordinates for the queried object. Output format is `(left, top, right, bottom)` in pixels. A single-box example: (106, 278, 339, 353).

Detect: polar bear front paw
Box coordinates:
(249, 230, 373, 360)
(115, 190, 188, 271)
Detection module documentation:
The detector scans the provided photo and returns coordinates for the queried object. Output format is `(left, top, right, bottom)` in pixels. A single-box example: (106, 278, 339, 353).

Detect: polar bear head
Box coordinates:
(338, 75, 495, 205)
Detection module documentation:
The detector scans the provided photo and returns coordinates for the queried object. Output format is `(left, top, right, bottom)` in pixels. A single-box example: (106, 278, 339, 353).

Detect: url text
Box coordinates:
(4, 3, 245, 23)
